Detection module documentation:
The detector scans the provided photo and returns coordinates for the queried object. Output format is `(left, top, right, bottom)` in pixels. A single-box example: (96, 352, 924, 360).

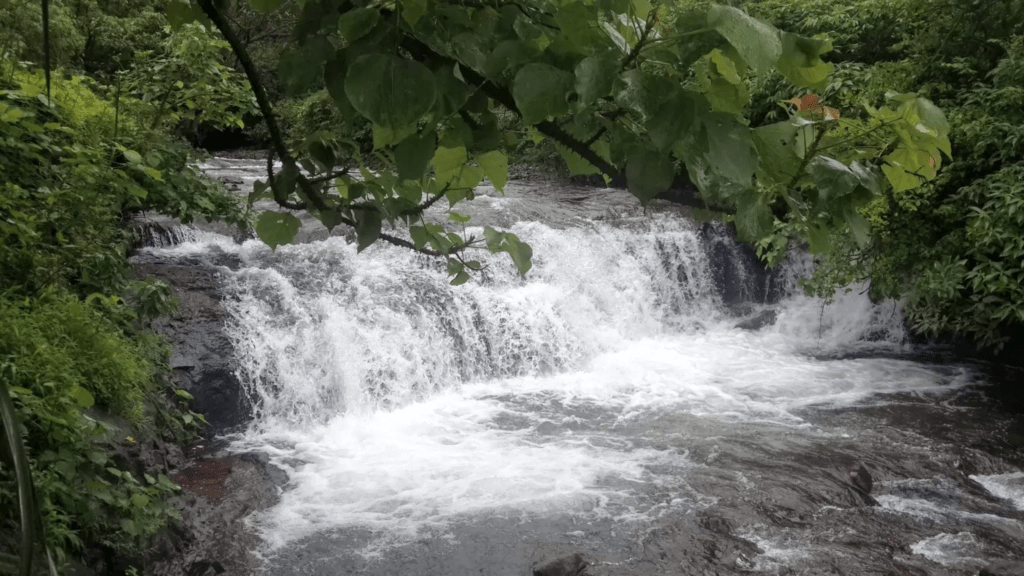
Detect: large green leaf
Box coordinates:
(323, 56, 357, 120)
(555, 3, 604, 53)
(401, 0, 428, 26)
(345, 55, 437, 132)
(395, 131, 437, 182)
(647, 91, 706, 152)
(512, 63, 575, 125)
(626, 147, 675, 205)
(485, 40, 534, 79)
(337, 8, 380, 45)
(483, 227, 533, 276)
(255, 212, 301, 250)
(752, 117, 810, 186)
(477, 150, 509, 192)
(575, 55, 618, 106)
(777, 32, 833, 91)
(808, 156, 860, 203)
(694, 56, 749, 115)
(355, 209, 382, 252)
(842, 205, 872, 248)
(278, 36, 332, 96)
(734, 190, 774, 242)
(701, 112, 757, 188)
(706, 5, 781, 76)
(432, 144, 469, 186)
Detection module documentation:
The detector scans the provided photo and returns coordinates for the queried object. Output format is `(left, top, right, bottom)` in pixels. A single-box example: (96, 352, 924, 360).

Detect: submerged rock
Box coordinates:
(735, 309, 778, 331)
(533, 553, 588, 576)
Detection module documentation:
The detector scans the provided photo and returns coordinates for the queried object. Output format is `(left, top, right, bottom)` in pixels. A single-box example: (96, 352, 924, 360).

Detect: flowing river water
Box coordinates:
(141, 159, 1024, 575)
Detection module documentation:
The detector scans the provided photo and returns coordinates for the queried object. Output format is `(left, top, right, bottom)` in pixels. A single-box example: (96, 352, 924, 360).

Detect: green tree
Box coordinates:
(169, 0, 946, 289)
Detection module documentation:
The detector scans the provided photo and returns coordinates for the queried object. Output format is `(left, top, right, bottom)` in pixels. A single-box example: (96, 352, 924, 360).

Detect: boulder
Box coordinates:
(735, 309, 778, 331)
(533, 553, 588, 576)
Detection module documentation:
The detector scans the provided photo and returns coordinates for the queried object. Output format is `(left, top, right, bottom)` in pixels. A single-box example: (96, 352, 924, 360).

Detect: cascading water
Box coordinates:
(142, 160, 1024, 576)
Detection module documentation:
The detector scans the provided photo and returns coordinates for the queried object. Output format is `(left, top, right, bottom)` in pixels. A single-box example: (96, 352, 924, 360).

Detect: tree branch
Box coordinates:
(197, 0, 328, 215)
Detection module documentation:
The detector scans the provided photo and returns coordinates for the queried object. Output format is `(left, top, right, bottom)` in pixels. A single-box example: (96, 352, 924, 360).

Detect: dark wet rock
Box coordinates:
(134, 261, 251, 436)
(850, 464, 873, 494)
(536, 421, 560, 435)
(979, 560, 1024, 575)
(151, 454, 278, 576)
(129, 215, 199, 249)
(734, 309, 778, 331)
(533, 553, 588, 576)
(699, 222, 787, 307)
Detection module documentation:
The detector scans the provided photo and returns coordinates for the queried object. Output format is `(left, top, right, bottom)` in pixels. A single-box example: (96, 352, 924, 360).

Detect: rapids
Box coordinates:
(141, 158, 1024, 575)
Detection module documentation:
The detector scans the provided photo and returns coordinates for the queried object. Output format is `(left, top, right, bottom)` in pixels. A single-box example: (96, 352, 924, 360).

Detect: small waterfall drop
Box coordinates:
(140, 166, 1024, 575)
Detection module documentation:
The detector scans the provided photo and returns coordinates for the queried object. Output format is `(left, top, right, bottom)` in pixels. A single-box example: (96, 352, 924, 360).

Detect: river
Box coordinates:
(139, 158, 1024, 575)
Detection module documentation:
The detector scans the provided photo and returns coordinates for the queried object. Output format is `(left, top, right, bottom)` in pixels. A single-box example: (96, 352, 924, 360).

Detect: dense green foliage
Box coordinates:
(170, 0, 949, 295)
(747, 0, 1024, 347)
(1, 4, 252, 572)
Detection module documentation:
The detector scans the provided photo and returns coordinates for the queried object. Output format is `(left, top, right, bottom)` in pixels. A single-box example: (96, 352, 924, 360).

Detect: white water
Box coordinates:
(144, 208, 990, 558)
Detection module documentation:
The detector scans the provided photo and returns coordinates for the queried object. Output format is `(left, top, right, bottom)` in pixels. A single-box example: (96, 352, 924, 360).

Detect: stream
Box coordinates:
(139, 158, 1024, 575)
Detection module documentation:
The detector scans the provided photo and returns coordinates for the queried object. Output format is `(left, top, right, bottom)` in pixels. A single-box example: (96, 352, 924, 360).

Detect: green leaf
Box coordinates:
(255, 212, 302, 251)
(752, 117, 809, 186)
(449, 211, 471, 223)
(575, 55, 618, 106)
(174, 389, 194, 401)
(355, 210, 383, 252)
(808, 156, 860, 204)
(647, 91, 704, 152)
(434, 65, 474, 116)
(345, 55, 437, 132)
(881, 163, 921, 193)
(555, 143, 602, 176)
(710, 49, 742, 84)
(777, 32, 833, 91)
(707, 5, 781, 77)
(512, 63, 575, 125)
(694, 56, 749, 115)
(130, 494, 150, 509)
(477, 150, 508, 192)
(324, 57, 357, 121)
(555, 3, 604, 53)
(409, 225, 429, 249)
(485, 40, 535, 79)
(450, 271, 471, 285)
(402, 0, 427, 25)
(843, 206, 871, 248)
(504, 233, 533, 276)
(395, 131, 437, 182)
(69, 386, 94, 408)
(806, 224, 830, 254)
(734, 190, 774, 242)
(278, 36, 332, 97)
(626, 147, 675, 205)
(702, 112, 757, 188)
(124, 150, 142, 164)
(338, 8, 380, 44)
(432, 145, 469, 186)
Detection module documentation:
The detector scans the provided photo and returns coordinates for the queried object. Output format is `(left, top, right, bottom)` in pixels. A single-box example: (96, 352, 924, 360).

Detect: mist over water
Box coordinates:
(147, 161, 1024, 575)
